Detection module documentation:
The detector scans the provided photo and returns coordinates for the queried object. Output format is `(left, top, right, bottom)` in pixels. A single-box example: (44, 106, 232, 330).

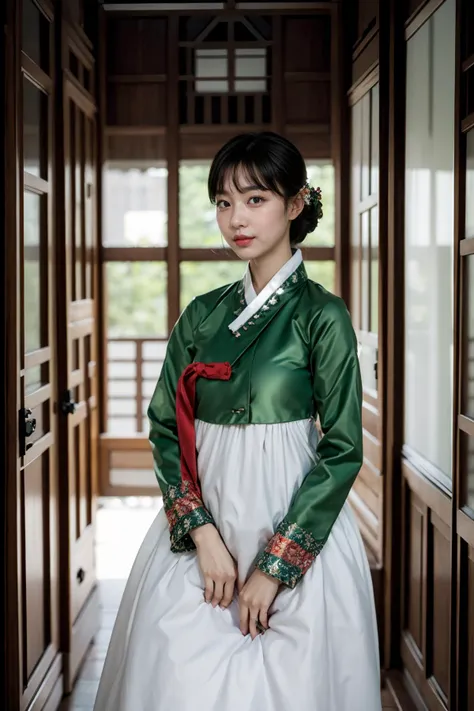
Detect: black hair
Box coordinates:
(208, 131, 322, 246)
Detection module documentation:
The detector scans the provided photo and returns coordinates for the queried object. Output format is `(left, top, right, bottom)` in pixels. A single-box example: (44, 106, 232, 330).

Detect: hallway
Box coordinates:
(4, 0, 474, 709)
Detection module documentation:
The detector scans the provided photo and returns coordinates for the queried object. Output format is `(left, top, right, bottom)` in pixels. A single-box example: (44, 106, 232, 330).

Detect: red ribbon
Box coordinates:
(176, 362, 232, 498)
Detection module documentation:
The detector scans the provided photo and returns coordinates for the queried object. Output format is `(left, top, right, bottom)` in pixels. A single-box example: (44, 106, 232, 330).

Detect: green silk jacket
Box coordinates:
(148, 255, 363, 588)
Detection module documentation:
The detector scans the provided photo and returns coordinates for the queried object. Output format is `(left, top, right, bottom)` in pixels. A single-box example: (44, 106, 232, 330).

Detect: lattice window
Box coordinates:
(179, 16, 272, 125)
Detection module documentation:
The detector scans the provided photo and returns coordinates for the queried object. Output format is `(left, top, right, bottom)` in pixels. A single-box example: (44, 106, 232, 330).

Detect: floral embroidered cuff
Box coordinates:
(163, 481, 215, 553)
(255, 519, 323, 589)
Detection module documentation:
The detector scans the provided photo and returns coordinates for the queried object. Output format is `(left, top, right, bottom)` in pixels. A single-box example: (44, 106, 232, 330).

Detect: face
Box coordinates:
(215, 166, 303, 261)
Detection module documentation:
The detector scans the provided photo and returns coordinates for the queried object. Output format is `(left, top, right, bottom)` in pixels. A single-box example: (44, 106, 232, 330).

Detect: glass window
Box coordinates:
(462, 257, 474, 420)
(370, 206, 379, 333)
(22, 0, 50, 71)
(235, 48, 267, 93)
(196, 49, 229, 93)
(103, 163, 168, 247)
(460, 432, 474, 511)
(302, 163, 335, 247)
(466, 131, 474, 239)
(179, 162, 224, 248)
(106, 262, 167, 338)
(180, 261, 244, 311)
(24, 191, 44, 353)
(404, 0, 455, 478)
(23, 78, 47, 178)
(304, 261, 335, 293)
(370, 84, 379, 197)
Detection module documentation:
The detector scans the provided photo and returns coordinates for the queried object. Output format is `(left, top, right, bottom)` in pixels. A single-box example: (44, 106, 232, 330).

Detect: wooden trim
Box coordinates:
(65, 74, 96, 117)
(457, 509, 474, 548)
(167, 15, 180, 333)
(384, 670, 420, 711)
(64, 19, 94, 69)
(352, 22, 379, 62)
(105, 125, 166, 136)
(405, 0, 446, 41)
(381, 0, 406, 670)
(98, 7, 108, 435)
(24, 383, 51, 410)
(21, 53, 53, 93)
(24, 172, 50, 194)
(33, 0, 55, 22)
(24, 346, 51, 369)
(285, 122, 331, 134)
(179, 123, 268, 134)
(459, 414, 474, 436)
(237, 1, 332, 9)
(402, 458, 452, 527)
(403, 444, 452, 495)
(102, 247, 167, 261)
(104, 2, 226, 9)
(331, 0, 351, 301)
(271, 14, 283, 134)
(452, 2, 464, 706)
(348, 64, 379, 106)
(5, 0, 22, 702)
(21, 644, 58, 710)
(462, 53, 474, 73)
(358, 192, 379, 214)
(284, 71, 332, 82)
(108, 74, 167, 83)
(22, 431, 54, 467)
(460, 237, 474, 256)
(461, 112, 474, 133)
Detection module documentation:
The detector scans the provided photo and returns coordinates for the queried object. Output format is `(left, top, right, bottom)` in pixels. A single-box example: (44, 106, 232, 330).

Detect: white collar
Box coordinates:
(229, 249, 303, 333)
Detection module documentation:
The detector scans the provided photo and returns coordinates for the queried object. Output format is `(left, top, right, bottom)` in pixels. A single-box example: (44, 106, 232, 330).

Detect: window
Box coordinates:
(404, 0, 455, 480)
(195, 47, 267, 94)
(103, 163, 168, 247)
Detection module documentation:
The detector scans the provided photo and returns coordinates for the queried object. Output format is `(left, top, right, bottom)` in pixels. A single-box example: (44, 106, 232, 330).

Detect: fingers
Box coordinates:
(211, 580, 224, 607)
(220, 580, 234, 609)
(239, 600, 249, 636)
(249, 608, 259, 640)
(204, 577, 214, 604)
(258, 608, 269, 631)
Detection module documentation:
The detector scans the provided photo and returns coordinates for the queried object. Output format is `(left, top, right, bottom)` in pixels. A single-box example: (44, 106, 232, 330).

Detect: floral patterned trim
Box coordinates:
(255, 519, 323, 588)
(230, 261, 307, 337)
(163, 481, 214, 553)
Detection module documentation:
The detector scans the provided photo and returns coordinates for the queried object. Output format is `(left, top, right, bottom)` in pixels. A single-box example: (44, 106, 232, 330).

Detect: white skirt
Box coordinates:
(93, 419, 382, 711)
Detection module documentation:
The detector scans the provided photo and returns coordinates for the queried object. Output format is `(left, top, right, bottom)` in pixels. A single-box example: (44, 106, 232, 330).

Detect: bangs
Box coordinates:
(208, 138, 286, 204)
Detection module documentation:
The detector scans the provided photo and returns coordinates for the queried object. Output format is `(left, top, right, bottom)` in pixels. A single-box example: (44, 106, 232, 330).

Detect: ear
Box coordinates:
(287, 194, 305, 221)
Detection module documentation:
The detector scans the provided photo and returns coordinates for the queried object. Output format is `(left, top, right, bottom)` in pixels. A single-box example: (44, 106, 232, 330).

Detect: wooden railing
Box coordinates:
(107, 337, 168, 434)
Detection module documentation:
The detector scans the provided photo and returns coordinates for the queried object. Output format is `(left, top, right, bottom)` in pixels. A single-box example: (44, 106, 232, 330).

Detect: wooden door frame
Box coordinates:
(381, 2, 464, 710)
(4, 0, 22, 703)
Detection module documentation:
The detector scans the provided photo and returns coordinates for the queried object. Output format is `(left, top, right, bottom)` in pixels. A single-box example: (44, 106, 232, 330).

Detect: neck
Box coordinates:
(249, 241, 293, 294)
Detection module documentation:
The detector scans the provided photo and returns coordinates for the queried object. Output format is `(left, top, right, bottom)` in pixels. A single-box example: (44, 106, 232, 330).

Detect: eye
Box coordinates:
(249, 196, 264, 205)
(216, 199, 230, 210)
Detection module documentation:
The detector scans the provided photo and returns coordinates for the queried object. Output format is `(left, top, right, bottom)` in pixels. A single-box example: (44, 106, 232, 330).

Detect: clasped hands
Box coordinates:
(190, 523, 280, 640)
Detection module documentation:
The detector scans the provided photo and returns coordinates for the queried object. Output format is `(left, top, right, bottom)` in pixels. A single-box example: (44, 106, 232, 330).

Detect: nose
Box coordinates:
(229, 202, 248, 230)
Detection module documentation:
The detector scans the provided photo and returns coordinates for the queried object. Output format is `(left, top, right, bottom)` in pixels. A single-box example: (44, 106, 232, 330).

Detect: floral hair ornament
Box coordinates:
(299, 181, 323, 222)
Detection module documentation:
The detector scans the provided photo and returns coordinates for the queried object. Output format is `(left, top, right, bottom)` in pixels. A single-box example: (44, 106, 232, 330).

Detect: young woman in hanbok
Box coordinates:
(93, 131, 382, 711)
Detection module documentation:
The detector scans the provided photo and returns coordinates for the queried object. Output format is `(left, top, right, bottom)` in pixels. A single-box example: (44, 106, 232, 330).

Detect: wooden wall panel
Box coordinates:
(406, 491, 425, 656)
(106, 17, 167, 75)
(105, 133, 167, 162)
(285, 80, 330, 124)
(107, 83, 167, 126)
(283, 15, 330, 72)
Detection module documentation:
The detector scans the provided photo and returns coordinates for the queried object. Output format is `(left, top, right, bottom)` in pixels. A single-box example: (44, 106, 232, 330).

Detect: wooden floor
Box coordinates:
(59, 500, 401, 711)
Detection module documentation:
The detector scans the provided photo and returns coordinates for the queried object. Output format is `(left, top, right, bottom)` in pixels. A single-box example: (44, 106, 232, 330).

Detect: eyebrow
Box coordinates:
(217, 184, 267, 196)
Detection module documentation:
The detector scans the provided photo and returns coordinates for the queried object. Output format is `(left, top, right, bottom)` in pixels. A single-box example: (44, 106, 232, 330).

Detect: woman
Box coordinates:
(93, 132, 381, 711)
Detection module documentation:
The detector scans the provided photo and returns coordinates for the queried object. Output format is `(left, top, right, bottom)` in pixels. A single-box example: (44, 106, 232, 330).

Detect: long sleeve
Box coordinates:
(148, 302, 214, 553)
(255, 298, 363, 588)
